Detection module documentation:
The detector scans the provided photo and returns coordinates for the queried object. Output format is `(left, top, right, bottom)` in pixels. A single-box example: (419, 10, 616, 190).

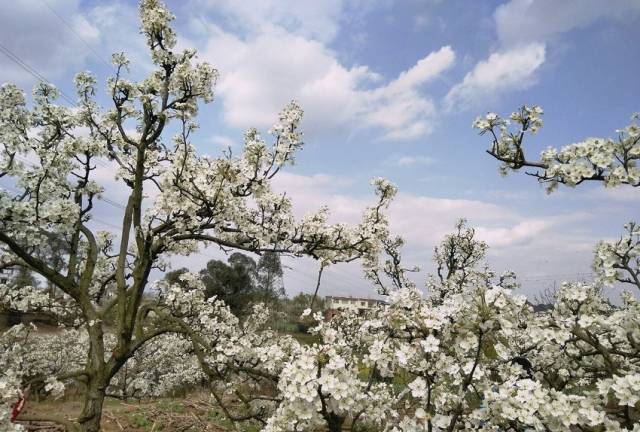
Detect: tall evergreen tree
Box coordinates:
(200, 253, 257, 316)
(11, 266, 38, 289)
(256, 252, 285, 301)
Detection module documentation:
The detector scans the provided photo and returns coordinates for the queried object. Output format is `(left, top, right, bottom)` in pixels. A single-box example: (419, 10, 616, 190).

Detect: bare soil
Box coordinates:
(16, 395, 235, 431)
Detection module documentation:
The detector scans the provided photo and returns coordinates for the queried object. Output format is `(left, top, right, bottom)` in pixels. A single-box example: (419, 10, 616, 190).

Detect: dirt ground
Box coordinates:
(16, 395, 241, 432)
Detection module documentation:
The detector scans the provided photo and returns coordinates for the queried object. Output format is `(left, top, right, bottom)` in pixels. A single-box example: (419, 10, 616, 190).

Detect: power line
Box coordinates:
(324, 264, 369, 286)
(1, 9, 129, 214)
(0, 42, 50, 83)
(0, 38, 125, 211)
(519, 272, 594, 283)
(0, 41, 75, 105)
(99, 196, 126, 210)
(39, 0, 113, 70)
(0, 47, 126, 213)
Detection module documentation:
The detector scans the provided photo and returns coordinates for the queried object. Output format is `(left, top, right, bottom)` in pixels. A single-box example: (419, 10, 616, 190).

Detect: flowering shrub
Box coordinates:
(176, 108, 640, 431)
(473, 104, 640, 431)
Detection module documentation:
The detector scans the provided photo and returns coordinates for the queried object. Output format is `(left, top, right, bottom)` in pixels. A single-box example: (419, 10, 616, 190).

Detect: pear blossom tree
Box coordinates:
(214, 220, 569, 432)
(0, 0, 395, 430)
(474, 105, 640, 295)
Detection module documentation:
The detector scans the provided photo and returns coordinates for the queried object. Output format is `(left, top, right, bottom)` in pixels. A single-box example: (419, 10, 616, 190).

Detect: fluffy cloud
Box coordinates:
(85, 2, 153, 74)
(200, 25, 455, 140)
(189, 0, 454, 140)
(189, 0, 345, 44)
(444, 43, 545, 111)
(188, 0, 395, 45)
(443, 0, 639, 113)
(363, 47, 456, 140)
(495, 0, 640, 47)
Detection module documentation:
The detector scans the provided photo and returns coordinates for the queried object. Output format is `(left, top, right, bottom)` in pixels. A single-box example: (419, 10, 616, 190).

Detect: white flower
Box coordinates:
(420, 334, 440, 353)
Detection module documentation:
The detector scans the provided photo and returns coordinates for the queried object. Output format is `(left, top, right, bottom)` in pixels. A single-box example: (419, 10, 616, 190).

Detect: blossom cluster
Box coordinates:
(3, 219, 640, 431)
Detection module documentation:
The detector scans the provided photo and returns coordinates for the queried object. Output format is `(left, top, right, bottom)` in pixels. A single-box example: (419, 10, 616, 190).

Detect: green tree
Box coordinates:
(163, 267, 190, 290)
(286, 292, 326, 332)
(255, 251, 285, 302)
(200, 253, 257, 316)
(11, 266, 39, 289)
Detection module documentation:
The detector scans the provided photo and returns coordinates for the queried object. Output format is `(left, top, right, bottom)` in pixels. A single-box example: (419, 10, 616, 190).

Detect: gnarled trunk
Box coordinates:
(78, 379, 106, 432)
(77, 324, 108, 432)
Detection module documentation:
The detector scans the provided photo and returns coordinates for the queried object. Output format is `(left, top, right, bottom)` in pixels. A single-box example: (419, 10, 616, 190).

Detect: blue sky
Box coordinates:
(1, 0, 640, 299)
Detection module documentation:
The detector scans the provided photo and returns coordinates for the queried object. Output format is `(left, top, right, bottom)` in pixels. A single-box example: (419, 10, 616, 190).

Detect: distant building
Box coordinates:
(324, 296, 386, 320)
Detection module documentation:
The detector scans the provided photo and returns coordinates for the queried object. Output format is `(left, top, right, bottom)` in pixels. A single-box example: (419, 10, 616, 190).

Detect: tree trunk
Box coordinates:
(326, 413, 345, 432)
(78, 377, 106, 432)
(79, 324, 108, 432)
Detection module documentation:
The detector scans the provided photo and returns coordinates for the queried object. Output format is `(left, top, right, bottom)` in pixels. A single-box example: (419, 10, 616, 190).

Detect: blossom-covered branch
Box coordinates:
(474, 106, 640, 192)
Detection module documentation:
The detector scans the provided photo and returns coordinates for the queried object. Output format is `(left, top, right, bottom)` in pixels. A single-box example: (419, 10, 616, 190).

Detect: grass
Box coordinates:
(206, 408, 261, 432)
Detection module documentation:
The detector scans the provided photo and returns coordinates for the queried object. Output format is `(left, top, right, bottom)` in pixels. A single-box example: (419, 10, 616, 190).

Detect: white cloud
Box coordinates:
(444, 43, 545, 111)
(270, 172, 360, 221)
(188, 0, 393, 45)
(364, 46, 456, 140)
(495, 0, 640, 47)
(268, 171, 598, 298)
(189, 0, 344, 44)
(86, 2, 153, 74)
(391, 155, 436, 167)
(385, 48, 456, 93)
(210, 134, 235, 148)
(200, 25, 455, 140)
(441, 0, 638, 114)
(453, 0, 640, 117)
(476, 219, 554, 248)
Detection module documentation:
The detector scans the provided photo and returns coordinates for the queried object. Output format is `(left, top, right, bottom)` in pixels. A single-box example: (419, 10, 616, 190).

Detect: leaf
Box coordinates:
(482, 338, 498, 360)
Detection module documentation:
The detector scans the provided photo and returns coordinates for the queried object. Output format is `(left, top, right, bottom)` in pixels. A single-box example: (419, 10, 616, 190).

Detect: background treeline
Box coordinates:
(1, 251, 325, 334)
(165, 251, 324, 333)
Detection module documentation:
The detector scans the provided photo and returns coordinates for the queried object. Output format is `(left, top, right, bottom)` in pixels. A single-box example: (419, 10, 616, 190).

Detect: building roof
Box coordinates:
(325, 296, 386, 304)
